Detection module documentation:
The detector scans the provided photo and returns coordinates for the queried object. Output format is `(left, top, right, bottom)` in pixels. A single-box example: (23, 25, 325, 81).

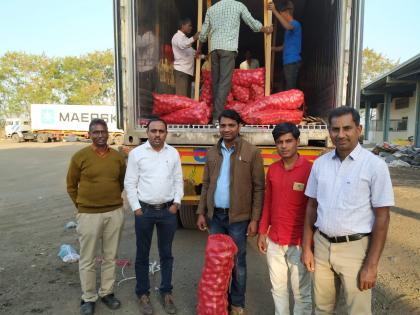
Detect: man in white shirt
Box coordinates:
(302, 107, 394, 315)
(239, 50, 260, 70)
(125, 118, 184, 315)
(137, 22, 159, 119)
(171, 18, 200, 97)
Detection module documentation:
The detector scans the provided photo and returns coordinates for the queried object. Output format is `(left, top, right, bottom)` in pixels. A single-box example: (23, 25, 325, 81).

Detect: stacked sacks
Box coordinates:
(200, 69, 304, 125)
(197, 234, 238, 315)
(153, 94, 211, 125)
(241, 89, 304, 125)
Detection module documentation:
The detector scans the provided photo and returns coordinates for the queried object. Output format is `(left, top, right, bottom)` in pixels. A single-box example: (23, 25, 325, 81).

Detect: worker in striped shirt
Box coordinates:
(197, 0, 273, 126)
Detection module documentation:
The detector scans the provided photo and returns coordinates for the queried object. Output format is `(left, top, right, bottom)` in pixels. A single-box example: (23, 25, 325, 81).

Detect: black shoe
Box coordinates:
(80, 301, 95, 315)
(101, 293, 121, 310)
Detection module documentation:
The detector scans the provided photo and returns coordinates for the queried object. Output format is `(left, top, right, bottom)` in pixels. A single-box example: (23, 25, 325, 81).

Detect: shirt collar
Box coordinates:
(221, 141, 235, 152)
(91, 144, 110, 156)
(280, 154, 304, 170)
(332, 143, 362, 161)
(177, 30, 186, 37)
(145, 140, 168, 151)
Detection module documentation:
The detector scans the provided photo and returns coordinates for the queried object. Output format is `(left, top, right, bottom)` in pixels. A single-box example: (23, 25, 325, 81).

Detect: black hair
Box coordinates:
(89, 118, 108, 132)
(272, 122, 300, 141)
(328, 107, 361, 126)
(218, 110, 242, 125)
(179, 18, 192, 29)
(279, 0, 294, 12)
(146, 118, 168, 130)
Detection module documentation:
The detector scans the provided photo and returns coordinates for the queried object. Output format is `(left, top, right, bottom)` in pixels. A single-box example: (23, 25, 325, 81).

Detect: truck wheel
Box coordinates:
(37, 134, 49, 143)
(114, 134, 124, 146)
(11, 134, 22, 143)
(179, 205, 198, 229)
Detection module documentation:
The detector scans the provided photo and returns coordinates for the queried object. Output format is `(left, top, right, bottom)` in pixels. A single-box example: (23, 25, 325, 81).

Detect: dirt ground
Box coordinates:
(0, 141, 419, 315)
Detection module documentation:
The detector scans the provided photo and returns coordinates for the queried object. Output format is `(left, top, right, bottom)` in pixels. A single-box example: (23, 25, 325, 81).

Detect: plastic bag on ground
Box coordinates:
(58, 244, 80, 263)
(197, 234, 238, 315)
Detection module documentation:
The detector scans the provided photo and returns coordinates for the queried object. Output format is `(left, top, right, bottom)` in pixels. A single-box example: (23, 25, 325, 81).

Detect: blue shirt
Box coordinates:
(214, 142, 235, 208)
(283, 20, 302, 65)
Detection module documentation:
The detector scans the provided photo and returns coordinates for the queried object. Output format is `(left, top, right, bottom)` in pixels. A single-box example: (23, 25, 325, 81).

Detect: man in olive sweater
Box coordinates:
(67, 119, 126, 315)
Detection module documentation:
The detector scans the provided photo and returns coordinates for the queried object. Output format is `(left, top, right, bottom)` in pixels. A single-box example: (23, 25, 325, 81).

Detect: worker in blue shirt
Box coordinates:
(269, 1, 302, 90)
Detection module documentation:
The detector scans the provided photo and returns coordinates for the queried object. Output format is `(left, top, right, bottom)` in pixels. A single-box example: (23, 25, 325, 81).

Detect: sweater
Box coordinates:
(66, 146, 126, 213)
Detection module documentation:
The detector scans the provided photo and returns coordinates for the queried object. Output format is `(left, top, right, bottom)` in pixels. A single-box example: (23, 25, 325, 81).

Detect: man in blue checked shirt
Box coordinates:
(197, 0, 273, 125)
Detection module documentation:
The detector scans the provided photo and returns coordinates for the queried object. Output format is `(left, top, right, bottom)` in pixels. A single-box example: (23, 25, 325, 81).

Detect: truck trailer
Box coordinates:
(6, 104, 124, 144)
(113, 0, 364, 228)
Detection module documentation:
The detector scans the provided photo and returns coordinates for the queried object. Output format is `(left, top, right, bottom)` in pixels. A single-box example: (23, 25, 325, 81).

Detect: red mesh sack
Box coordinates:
(242, 89, 304, 118)
(232, 68, 265, 88)
(227, 92, 234, 104)
(225, 101, 248, 114)
(243, 109, 303, 125)
(153, 94, 198, 115)
(200, 86, 213, 106)
(232, 85, 251, 103)
(197, 234, 238, 315)
(250, 84, 265, 101)
(160, 101, 210, 125)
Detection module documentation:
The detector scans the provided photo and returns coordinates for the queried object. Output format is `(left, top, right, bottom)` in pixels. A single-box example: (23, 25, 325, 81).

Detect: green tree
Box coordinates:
(362, 48, 400, 86)
(0, 50, 115, 118)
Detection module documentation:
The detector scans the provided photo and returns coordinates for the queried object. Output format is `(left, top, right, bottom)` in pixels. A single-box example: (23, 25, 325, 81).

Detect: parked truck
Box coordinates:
(6, 104, 124, 144)
(113, 0, 364, 228)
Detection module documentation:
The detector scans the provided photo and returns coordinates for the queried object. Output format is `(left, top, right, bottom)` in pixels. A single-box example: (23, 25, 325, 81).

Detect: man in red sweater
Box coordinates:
(257, 123, 312, 314)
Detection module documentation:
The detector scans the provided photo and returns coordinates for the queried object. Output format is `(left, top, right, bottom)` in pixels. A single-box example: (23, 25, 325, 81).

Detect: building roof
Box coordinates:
(361, 53, 420, 99)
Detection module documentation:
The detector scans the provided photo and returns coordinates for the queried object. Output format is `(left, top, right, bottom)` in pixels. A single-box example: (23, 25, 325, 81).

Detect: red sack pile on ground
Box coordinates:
(153, 93, 210, 124)
(197, 234, 238, 315)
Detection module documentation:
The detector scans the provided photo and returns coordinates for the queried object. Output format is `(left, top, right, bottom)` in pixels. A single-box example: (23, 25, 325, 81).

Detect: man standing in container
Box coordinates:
(196, 110, 265, 315)
(269, 1, 302, 90)
(197, 0, 273, 125)
(257, 123, 312, 314)
(172, 18, 200, 98)
(67, 118, 126, 315)
(125, 118, 184, 315)
(302, 107, 394, 315)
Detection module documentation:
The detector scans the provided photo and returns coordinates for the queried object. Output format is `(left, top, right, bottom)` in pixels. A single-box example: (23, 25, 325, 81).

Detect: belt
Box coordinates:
(319, 230, 371, 243)
(140, 200, 173, 210)
(214, 207, 229, 214)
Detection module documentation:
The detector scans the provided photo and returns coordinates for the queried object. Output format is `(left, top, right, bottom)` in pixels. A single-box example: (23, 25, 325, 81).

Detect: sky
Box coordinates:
(0, 0, 419, 63)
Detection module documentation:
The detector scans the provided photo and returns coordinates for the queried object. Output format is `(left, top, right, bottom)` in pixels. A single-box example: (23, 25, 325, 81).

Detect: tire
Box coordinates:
(11, 134, 22, 143)
(114, 134, 124, 146)
(37, 134, 49, 143)
(179, 205, 198, 229)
